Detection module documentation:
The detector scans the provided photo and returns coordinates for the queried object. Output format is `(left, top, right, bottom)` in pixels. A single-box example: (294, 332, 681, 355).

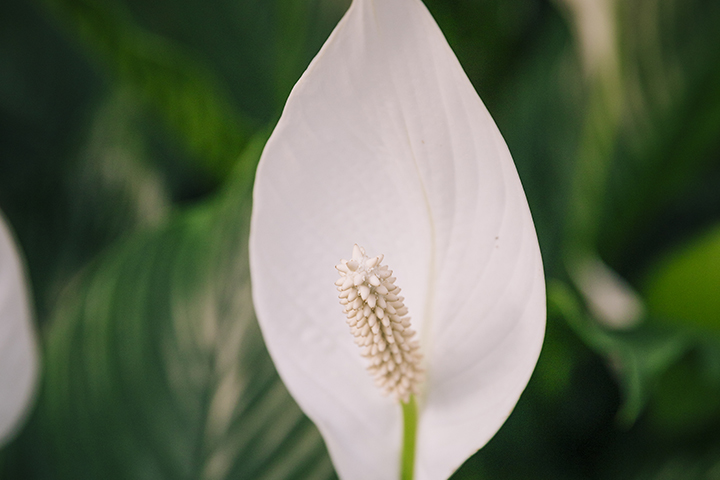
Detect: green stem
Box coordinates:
(400, 396, 418, 480)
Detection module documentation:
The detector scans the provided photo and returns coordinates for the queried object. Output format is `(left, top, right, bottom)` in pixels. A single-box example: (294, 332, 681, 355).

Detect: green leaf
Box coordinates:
(597, 0, 720, 267)
(646, 343, 720, 436)
(548, 281, 690, 426)
(15, 142, 335, 479)
(37, 0, 254, 179)
(644, 224, 720, 334)
(488, 5, 584, 278)
(57, 88, 172, 286)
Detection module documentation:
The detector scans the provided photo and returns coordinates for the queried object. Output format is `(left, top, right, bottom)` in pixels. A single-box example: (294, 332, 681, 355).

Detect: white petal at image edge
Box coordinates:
(0, 212, 39, 447)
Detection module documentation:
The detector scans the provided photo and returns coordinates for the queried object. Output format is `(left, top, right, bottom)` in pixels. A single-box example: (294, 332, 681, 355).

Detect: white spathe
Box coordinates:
(0, 211, 39, 447)
(249, 0, 546, 478)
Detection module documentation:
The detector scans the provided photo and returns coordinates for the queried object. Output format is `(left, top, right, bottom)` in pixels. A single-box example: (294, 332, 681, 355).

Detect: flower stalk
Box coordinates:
(401, 396, 418, 480)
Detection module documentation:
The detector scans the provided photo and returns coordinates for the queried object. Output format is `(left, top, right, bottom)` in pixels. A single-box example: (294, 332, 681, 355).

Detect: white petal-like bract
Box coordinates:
(0, 211, 39, 447)
(249, 0, 545, 478)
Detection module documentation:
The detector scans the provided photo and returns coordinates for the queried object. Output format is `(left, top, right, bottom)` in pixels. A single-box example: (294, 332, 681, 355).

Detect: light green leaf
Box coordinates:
(29, 143, 335, 479)
(644, 225, 720, 333)
(38, 0, 253, 178)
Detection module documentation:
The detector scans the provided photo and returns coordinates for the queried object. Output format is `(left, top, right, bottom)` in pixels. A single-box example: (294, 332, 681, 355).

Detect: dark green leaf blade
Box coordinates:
(548, 280, 690, 426)
(27, 167, 335, 479)
(37, 0, 254, 179)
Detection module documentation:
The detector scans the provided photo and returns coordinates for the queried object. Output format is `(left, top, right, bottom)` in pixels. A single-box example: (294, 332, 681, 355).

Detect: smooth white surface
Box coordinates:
(0, 211, 39, 447)
(249, 0, 546, 478)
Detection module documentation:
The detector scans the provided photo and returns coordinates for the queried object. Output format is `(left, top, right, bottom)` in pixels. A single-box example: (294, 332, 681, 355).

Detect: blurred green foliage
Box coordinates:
(0, 0, 719, 478)
(645, 224, 720, 334)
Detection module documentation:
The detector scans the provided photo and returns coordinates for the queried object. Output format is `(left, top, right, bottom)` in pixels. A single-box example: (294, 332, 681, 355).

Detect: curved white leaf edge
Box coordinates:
(249, 0, 546, 479)
(0, 210, 40, 448)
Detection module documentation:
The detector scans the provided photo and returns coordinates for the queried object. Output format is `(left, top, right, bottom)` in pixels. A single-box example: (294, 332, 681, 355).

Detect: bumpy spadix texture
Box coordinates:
(249, 0, 546, 478)
(336, 245, 423, 402)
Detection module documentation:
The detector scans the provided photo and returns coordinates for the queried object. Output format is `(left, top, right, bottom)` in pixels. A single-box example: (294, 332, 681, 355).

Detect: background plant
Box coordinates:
(0, 0, 719, 478)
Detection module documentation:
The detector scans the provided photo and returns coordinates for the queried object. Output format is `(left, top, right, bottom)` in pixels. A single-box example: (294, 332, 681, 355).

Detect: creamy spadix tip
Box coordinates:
(335, 245, 423, 403)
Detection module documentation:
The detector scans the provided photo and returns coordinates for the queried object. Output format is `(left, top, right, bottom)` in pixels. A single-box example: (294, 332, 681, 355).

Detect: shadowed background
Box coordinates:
(1, 0, 719, 478)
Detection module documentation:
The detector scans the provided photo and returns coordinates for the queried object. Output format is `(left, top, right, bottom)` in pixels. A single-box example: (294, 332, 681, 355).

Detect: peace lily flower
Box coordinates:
(249, 0, 545, 478)
(0, 211, 39, 448)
